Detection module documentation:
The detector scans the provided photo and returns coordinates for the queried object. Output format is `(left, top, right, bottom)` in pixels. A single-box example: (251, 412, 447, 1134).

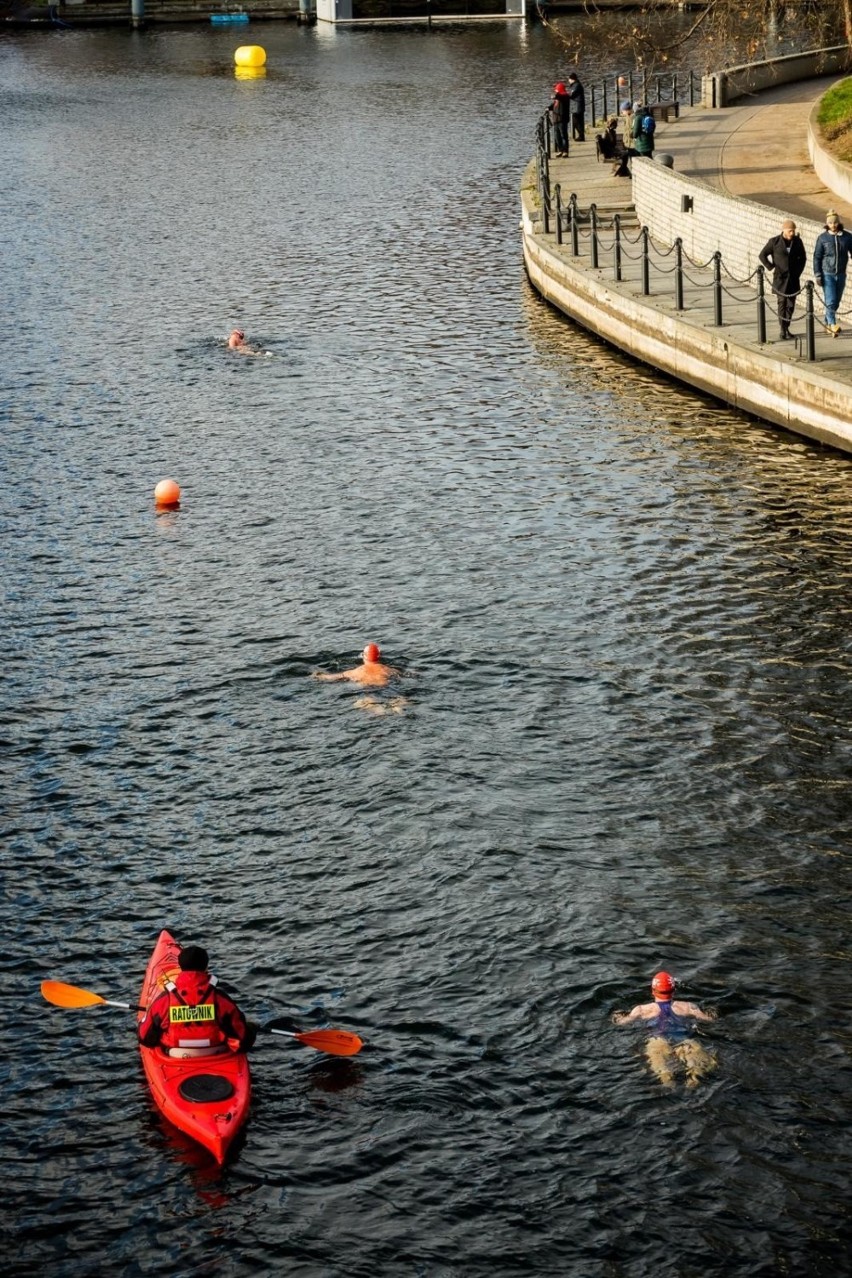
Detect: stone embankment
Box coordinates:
(522, 58, 852, 455)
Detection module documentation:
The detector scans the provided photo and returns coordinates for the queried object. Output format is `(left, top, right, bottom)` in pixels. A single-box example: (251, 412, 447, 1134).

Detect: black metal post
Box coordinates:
(675, 238, 683, 310)
(602, 83, 608, 121)
(757, 266, 766, 344)
(806, 281, 816, 361)
(539, 148, 550, 235)
(673, 73, 678, 105)
(555, 183, 562, 246)
(641, 226, 650, 295)
(591, 204, 599, 269)
(546, 113, 552, 159)
(570, 193, 579, 256)
(614, 214, 622, 282)
(713, 252, 722, 325)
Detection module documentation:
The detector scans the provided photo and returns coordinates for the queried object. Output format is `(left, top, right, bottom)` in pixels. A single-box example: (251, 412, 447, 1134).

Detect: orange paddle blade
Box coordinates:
(41, 981, 107, 1008)
(294, 1028, 363, 1056)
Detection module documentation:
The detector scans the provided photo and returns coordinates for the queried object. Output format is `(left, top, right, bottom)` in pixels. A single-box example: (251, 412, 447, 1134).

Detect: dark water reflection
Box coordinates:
(2, 19, 851, 1278)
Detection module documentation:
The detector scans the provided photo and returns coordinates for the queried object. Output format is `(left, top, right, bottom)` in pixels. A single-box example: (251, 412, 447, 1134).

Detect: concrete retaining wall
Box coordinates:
(702, 46, 852, 109)
(520, 187, 852, 454)
(808, 89, 852, 206)
(632, 158, 823, 278)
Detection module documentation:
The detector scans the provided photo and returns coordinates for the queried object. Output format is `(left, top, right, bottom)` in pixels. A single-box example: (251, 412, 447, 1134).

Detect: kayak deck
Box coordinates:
(138, 930, 251, 1164)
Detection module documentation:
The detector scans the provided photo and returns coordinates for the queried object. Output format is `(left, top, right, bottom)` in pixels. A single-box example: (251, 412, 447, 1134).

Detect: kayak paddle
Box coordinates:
(41, 981, 364, 1055)
(41, 980, 138, 1011)
(262, 1026, 364, 1057)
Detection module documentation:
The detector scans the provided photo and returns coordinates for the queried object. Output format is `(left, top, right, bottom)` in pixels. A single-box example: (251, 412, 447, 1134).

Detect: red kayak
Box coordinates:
(138, 930, 251, 1164)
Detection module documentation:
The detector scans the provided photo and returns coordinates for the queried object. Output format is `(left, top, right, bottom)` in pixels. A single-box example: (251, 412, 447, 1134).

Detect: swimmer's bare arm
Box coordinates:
(673, 1000, 717, 1022)
(611, 1003, 657, 1026)
(312, 671, 350, 682)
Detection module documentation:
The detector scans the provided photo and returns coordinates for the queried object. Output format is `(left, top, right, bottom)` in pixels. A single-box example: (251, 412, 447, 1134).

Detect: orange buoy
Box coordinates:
(154, 478, 181, 508)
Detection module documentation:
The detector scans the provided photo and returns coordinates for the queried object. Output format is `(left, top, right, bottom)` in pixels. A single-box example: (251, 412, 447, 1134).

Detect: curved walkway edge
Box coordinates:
(521, 188, 852, 454)
(522, 74, 852, 456)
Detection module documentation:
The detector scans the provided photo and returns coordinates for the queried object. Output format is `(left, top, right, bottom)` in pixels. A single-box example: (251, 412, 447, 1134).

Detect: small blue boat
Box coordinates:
(210, 11, 249, 22)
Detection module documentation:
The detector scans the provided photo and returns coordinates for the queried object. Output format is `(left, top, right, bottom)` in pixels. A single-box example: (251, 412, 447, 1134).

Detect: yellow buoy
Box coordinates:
(234, 45, 266, 68)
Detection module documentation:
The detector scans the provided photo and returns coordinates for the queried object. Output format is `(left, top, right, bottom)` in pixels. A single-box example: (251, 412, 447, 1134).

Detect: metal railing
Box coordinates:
(537, 183, 826, 362)
(586, 70, 700, 126)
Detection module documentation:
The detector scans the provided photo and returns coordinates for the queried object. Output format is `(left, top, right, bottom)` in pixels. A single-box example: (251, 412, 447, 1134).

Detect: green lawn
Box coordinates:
(818, 77, 852, 159)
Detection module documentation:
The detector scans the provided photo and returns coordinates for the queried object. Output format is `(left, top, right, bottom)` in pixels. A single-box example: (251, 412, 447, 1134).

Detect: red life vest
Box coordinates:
(158, 971, 228, 1052)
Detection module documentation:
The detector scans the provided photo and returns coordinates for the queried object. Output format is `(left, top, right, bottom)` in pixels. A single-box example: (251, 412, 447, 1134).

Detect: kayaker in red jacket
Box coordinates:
(138, 945, 253, 1058)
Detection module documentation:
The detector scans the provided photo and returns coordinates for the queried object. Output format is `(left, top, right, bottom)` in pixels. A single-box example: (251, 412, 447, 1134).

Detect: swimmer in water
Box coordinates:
(612, 971, 717, 1088)
(313, 643, 399, 688)
(227, 328, 268, 356)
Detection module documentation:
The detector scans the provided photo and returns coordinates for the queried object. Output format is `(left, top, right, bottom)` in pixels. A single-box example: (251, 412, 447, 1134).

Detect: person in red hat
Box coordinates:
(313, 643, 399, 688)
(548, 82, 571, 157)
(612, 971, 717, 1087)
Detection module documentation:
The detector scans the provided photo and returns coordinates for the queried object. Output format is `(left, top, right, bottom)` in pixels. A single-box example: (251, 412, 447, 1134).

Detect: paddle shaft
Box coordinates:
(41, 982, 362, 1053)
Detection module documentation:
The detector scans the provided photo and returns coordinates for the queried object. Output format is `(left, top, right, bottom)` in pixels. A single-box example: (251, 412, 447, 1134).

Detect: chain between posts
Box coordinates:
(532, 184, 820, 363)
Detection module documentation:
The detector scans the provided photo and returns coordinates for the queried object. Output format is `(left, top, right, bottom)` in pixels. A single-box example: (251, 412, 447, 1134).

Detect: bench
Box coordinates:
(649, 101, 680, 123)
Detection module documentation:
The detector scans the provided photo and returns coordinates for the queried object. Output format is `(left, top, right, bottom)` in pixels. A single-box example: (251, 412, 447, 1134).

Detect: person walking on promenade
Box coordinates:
(813, 209, 852, 336)
(759, 219, 807, 340)
(612, 970, 717, 1088)
(631, 102, 655, 159)
(566, 72, 585, 143)
(549, 82, 570, 157)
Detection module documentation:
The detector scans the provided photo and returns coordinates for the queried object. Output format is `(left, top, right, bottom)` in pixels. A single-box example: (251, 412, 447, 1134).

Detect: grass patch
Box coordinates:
(818, 77, 852, 162)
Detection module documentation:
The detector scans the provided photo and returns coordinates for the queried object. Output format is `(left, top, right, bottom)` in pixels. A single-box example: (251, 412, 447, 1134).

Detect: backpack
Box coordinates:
(642, 114, 656, 136)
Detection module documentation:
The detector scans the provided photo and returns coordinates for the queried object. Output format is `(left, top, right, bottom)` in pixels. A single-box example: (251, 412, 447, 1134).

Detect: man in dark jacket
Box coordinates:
(813, 209, 852, 335)
(758, 219, 807, 340)
(566, 72, 585, 143)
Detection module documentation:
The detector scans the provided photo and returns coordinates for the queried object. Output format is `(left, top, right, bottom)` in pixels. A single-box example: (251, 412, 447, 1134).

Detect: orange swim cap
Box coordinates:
(651, 971, 675, 998)
(363, 643, 381, 662)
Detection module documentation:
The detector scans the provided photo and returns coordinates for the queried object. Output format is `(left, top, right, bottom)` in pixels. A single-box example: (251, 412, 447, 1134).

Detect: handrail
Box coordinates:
(528, 181, 848, 363)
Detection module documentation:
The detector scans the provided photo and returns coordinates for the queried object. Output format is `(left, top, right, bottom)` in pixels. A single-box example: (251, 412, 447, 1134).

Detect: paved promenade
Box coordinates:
(536, 74, 852, 411)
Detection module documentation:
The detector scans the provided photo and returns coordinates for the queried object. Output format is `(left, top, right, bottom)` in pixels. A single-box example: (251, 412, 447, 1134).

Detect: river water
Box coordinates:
(2, 18, 851, 1278)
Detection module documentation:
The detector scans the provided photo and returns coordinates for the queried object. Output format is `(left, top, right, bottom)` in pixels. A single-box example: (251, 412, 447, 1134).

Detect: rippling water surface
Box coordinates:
(2, 20, 851, 1278)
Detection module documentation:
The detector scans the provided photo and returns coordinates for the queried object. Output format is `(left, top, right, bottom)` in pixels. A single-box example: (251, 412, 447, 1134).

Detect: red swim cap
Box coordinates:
(651, 971, 675, 997)
(363, 643, 381, 662)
